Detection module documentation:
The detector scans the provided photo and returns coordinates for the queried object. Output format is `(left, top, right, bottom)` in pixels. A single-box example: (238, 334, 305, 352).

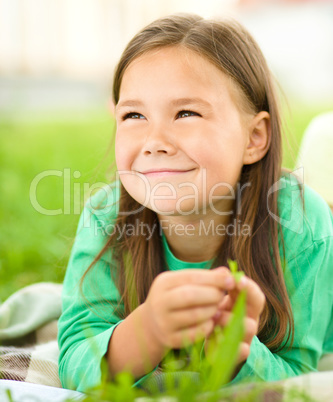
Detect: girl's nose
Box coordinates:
(142, 127, 177, 156)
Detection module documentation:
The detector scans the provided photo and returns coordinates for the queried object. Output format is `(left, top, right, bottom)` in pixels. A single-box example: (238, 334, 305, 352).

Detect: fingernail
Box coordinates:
(213, 311, 222, 320)
(225, 277, 234, 288)
(239, 276, 248, 287)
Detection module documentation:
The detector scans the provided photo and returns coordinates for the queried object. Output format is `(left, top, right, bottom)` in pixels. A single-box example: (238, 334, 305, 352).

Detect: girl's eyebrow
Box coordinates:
(116, 100, 144, 110)
(171, 97, 212, 109)
(116, 98, 212, 110)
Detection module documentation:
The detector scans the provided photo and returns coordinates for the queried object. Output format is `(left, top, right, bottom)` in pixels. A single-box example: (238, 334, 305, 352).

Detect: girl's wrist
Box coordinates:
(138, 303, 168, 356)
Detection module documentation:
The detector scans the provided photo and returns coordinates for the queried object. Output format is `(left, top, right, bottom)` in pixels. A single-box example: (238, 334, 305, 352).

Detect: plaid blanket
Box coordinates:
(0, 283, 62, 387)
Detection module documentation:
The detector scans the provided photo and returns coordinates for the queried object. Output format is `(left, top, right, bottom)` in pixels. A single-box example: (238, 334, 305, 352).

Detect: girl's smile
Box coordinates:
(115, 45, 253, 216)
(139, 168, 196, 178)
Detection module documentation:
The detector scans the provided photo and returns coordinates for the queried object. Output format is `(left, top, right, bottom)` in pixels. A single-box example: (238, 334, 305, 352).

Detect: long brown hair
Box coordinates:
(81, 13, 294, 352)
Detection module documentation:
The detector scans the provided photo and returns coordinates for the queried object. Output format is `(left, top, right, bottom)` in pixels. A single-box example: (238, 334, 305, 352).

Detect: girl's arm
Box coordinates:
(58, 187, 124, 392)
(106, 303, 165, 378)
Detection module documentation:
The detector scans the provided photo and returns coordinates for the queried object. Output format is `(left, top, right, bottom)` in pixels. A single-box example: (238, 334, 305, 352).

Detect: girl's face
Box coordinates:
(115, 46, 253, 217)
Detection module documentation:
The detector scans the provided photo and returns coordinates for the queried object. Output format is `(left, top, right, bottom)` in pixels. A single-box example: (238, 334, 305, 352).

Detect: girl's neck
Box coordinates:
(158, 208, 232, 263)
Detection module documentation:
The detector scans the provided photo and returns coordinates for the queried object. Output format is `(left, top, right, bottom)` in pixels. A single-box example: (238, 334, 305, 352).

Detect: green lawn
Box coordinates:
(0, 110, 115, 301)
(0, 103, 332, 301)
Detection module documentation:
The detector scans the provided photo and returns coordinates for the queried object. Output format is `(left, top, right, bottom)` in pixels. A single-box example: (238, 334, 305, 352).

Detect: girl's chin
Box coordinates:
(146, 200, 205, 216)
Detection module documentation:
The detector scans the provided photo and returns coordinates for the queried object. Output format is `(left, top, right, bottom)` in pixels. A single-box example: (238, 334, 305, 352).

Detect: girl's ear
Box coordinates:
(243, 111, 271, 165)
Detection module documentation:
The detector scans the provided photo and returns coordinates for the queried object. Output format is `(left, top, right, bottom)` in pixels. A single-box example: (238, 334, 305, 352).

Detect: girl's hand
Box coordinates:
(141, 268, 236, 350)
(208, 268, 266, 364)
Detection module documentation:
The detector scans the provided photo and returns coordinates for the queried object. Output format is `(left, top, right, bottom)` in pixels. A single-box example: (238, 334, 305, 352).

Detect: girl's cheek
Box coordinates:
(115, 136, 132, 170)
(116, 154, 131, 171)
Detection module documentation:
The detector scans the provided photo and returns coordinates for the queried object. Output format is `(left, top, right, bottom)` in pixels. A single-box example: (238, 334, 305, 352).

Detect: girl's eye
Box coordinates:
(177, 110, 200, 119)
(122, 112, 145, 120)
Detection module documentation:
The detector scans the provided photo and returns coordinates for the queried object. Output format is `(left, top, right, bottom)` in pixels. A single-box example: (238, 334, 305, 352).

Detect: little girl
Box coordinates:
(58, 13, 333, 392)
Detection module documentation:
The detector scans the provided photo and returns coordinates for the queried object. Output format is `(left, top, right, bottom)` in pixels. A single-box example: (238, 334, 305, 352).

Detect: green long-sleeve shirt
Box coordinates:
(58, 175, 333, 392)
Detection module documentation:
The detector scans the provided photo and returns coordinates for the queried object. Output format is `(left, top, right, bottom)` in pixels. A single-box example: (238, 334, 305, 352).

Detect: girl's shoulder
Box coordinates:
(277, 172, 333, 255)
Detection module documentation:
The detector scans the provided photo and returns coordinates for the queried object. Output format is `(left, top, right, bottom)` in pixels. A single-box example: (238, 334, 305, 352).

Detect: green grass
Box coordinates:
(0, 110, 116, 301)
(0, 101, 332, 301)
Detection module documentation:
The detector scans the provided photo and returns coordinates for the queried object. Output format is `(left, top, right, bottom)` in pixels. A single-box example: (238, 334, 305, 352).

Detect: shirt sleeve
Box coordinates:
(58, 188, 124, 392)
(231, 236, 333, 385)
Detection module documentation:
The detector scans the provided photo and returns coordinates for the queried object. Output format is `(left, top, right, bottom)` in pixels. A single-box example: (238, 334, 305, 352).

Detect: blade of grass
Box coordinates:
(228, 259, 244, 283)
(203, 290, 246, 392)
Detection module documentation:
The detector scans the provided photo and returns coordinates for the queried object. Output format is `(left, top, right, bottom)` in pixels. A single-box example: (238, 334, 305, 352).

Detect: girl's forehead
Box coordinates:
(121, 45, 231, 93)
(120, 45, 251, 115)
(127, 46, 214, 73)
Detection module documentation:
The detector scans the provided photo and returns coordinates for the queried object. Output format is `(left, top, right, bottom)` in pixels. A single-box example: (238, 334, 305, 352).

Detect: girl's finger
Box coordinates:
(167, 305, 219, 330)
(238, 342, 251, 364)
(156, 268, 235, 291)
(215, 312, 258, 343)
(237, 276, 266, 319)
(173, 319, 215, 347)
(217, 294, 233, 311)
(226, 276, 265, 320)
(167, 285, 225, 309)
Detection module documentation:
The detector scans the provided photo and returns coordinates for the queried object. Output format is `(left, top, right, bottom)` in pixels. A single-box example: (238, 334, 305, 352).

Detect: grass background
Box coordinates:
(0, 102, 332, 301)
